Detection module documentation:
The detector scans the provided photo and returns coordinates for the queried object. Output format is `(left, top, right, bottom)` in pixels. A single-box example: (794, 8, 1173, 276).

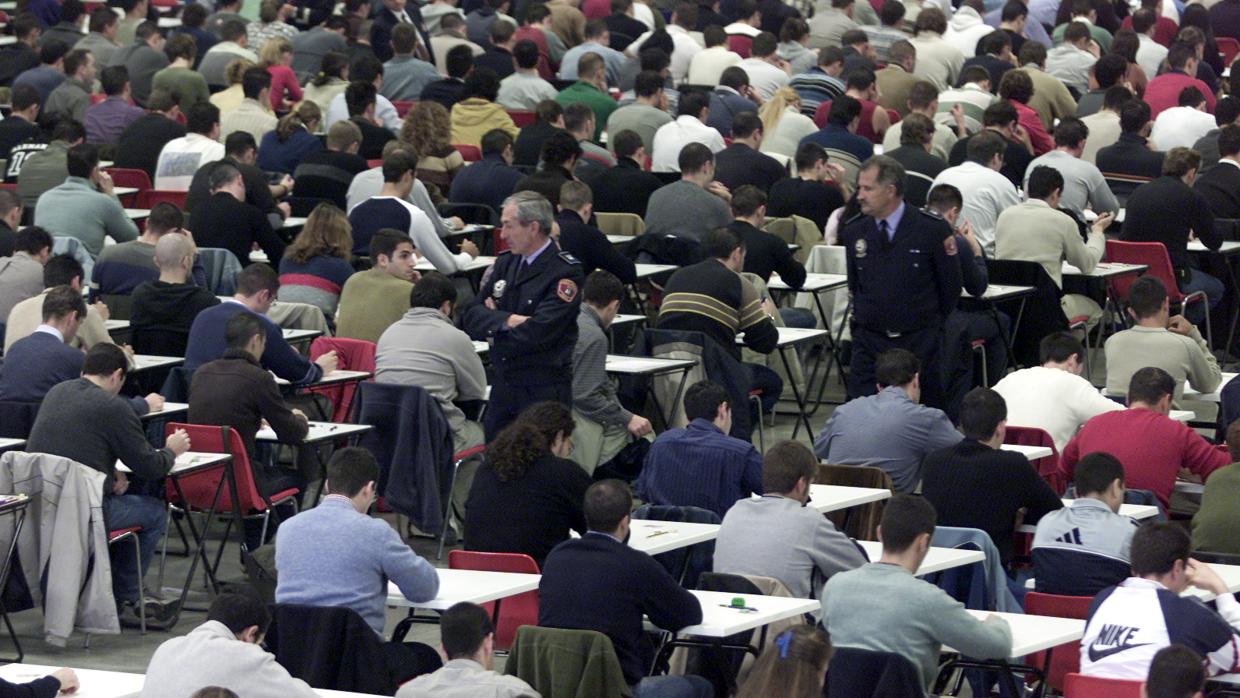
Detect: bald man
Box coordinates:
(129, 234, 222, 356)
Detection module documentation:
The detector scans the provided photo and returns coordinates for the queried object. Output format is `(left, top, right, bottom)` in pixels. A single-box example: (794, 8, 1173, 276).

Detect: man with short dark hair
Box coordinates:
(186, 131, 289, 229)
(766, 142, 847, 229)
(513, 130, 581, 207)
(448, 128, 524, 213)
(1145, 41, 1216, 118)
(186, 264, 338, 385)
(190, 162, 284, 267)
(292, 120, 368, 210)
(824, 494, 1012, 691)
(142, 591, 317, 696)
(155, 101, 226, 191)
(276, 447, 442, 684)
(962, 30, 1015, 89)
(1075, 53, 1128, 118)
(1193, 123, 1240, 220)
(0, 14, 43, 89)
(474, 19, 517, 80)
(112, 89, 186, 177)
(497, 39, 557, 110)
(882, 79, 961, 160)
(643, 142, 733, 242)
(1152, 88, 1217, 151)
(27, 343, 191, 627)
(1081, 522, 1240, 679)
(726, 185, 814, 321)
(130, 233, 220, 356)
(109, 21, 169, 107)
(346, 81, 397, 160)
(562, 101, 613, 180)
(789, 45, 846, 116)
(199, 21, 256, 88)
(0, 191, 20, 258)
(43, 48, 95, 123)
(1045, 21, 1096, 95)
(421, 42, 475, 110)
(336, 229, 419, 343)
(556, 51, 618, 140)
(1146, 646, 1207, 698)
(0, 226, 53, 325)
(931, 130, 1021, 254)
(512, 99, 563, 167)
(13, 39, 68, 105)
(7, 254, 118, 355)
(84, 65, 145, 144)
(714, 439, 866, 598)
(875, 40, 919, 119)
(1191, 96, 1240, 170)
(713, 112, 788, 192)
(1023, 116, 1118, 219)
(605, 69, 672, 154)
(538, 479, 711, 698)
(555, 181, 635, 282)
(652, 90, 726, 172)
(947, 99, 1031, 187)
(1032, 452, 1137, 596)
(798, 94, 873, 187)
(0, 286, 89, 403)
(0, 85, 44, 184)
(220, 67, 277, 142)
(396, 602, 538, 698)
(1065, 367, 1229, 508)
(384, 23, 439, 101)
(1096, 97, 1165, 192)
(33, 143, 139, 256)
(16, 119, 84, 211)
(290, 17, 347, 84)
(637, 381, 764, 517)
(1080, 83, 1129, 163)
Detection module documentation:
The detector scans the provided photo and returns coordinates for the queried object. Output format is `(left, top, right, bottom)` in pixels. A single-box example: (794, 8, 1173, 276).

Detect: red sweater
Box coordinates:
(1144, 71, 1216, 118)
(1061, 407, 1228, 507)
(266, 64, 304, 113)
(1120, 15, 1178, 46)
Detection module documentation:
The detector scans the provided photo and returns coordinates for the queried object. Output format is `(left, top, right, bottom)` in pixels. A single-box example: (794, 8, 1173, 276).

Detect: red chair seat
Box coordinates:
(453, 144, 482, 162)
(1024, 592, 1093, 694)
(1063, 672, 1143, 697)
(109, 526, 141, 539)
(454, 445, 486, 462)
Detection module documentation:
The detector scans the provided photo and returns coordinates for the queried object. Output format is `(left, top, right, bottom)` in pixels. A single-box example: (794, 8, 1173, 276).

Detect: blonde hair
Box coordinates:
(400, 101, 453, 157)
(257, 37, 292, 68)
(224, 58, 255, 86)
(276, 100, 321, 141)
(283, 203, 352, 263)
(759, 87, 801, 140)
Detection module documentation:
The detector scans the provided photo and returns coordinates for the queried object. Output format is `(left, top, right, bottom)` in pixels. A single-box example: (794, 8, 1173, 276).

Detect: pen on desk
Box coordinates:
(646, 530, 670, 538)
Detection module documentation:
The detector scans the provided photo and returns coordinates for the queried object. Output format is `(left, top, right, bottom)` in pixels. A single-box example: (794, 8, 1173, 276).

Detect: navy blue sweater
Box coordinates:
(538, 532, 702, 686)
(184, 302, 321, 386)
(0, 331, 83, 402)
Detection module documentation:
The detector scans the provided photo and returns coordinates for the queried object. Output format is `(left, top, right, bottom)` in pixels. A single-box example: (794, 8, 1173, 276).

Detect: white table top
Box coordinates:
(675, 590, 819, 638)
(283, 328, 322, 342)
(855, 541, 984, 575)
(612, 313, 647, 327)
(256, 421, 372, 444)
(772, 326, 830, 347)
(281, 216, 308, 229)
(112, 186, 139, 197)
(104, 319, 129, 331)
(1170, 409, 1195, 422)
(767, 272, 848, 293)
(0, 664, 383, 697)
(804, 484, 892, 514)
(140, 401, 188, 419)
(116, 451, 230, 475)
(415, 255, 495, 273)
(634, 263, 678, 279)
(0, 439, 25, 451)
(473, 340, 488, 355)
(948, 611, 1084, 657)
(608, 234, 634, 244)
(249, 250, 270, 264)
(124, 208, 150, 220)
(1062, 261, 1148, 278)
(1188, 239, 1240, 255)
(605, 354, 696, 375)
(1000, 444, 1053, 460)
(275, 369, 372, 387)
(1181, 563, 1240, 601)
(0, 36, 17, 46)
(1182, 372, 1236, 402)
(131, 354, 184, 372)
(386, 568, 540, 610)
(965, 284, 1036, 301)
(629, 519, 720, 556)
(157, 16, 181, 27)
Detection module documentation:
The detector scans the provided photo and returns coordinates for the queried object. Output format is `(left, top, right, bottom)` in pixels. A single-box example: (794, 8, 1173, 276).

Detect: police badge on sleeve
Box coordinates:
(557, 279, 578, 302)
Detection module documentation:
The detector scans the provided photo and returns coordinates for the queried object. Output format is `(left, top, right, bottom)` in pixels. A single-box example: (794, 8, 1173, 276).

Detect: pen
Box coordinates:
(646, 530, 670, 538)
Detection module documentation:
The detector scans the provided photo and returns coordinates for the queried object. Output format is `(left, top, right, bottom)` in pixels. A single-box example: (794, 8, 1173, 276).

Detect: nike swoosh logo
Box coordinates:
(1088, 643, 1152, 662)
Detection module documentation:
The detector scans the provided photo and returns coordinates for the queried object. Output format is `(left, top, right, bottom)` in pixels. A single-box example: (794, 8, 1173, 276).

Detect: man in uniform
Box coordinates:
(465, 191, 584, 439)
(841, 155, 963, 410)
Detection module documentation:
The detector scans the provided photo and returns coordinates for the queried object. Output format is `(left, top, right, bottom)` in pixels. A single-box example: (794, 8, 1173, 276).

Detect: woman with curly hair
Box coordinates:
(277, 203, 355, 322)
(258, 36, 303, 112)
(401, 101, 466, 190)
(463, 401, 592, 567)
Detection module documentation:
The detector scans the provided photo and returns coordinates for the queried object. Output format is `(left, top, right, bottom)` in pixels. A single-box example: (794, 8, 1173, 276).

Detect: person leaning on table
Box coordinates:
(0, 668, 78, 697)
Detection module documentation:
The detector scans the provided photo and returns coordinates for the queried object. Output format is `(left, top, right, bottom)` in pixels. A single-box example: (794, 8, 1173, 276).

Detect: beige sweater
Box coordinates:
(994, 198, 1105, 287)
(1103, 324, 1221, 399)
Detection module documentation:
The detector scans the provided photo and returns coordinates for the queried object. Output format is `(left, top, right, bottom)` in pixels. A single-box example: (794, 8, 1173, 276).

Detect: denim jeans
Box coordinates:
(1181, 267, 1225, 326)
(778, 307, 817, 329)
(745, 362, 784, 414)
(633, 675, 714, 698)
(102, 493, 168, 603)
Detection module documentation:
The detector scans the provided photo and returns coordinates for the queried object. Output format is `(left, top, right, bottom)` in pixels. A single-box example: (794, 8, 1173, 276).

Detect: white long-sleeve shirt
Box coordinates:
(992, 365, 1125, 451)
(930, 161, 1021, 255)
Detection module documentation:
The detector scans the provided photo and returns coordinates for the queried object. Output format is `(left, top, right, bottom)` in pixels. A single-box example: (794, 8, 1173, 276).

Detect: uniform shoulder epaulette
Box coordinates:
(559, 250, 582, 265)
(919, 206, 944, 221)
(841, 210, 866, 227)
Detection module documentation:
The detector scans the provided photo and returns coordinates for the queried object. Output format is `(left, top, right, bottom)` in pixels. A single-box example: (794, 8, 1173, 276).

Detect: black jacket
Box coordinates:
(188, 348, 309, 461)
(350, 116, 396, 160)
(130, 280, 221, 355)
(886, 145, 947, 207)
(514, 164, 574, 207)
(766, 177, 845, 230)
(1122, 175, 1219, 285)
(191, 192, 286, 268)
(369, 6, 431, 63)
(555, 209, 637, 283)
(418, 77, 467, 110)
(730, 219, 806, 287)
(512, 120, 561, 167)
(1194, 160, 1240, 221)
(960, 53, 1013, 89)
(448, 153, 525, 213)
(185, 157, 280, 220)
(1096, 132, 1165, 182)
(713, 142, 787, 193)
(291, 149, 369, 210)
(605, 13, 647, 51)
(588, 158, 663, 217)
(921, 439, 1063, 568)
(0, 220, 14, 258)
(474, 47, 515, 79)
(113, 113, 186, 177)
(0, 44, 38, 88)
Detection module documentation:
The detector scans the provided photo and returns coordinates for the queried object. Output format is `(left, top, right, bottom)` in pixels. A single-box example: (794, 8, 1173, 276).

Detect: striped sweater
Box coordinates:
(656, 257, 779, 360)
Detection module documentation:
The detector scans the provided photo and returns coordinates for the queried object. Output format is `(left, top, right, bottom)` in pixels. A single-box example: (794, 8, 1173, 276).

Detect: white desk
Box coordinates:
(604, 355, 696, 375)
(1062, 261, 1148, 279)
(629, 519, 720, 556)
(415, 255, 495, 273)
(275, 369, 372, 387)
(283, 327, 322, 343)
(281, 216, 308, 229)
(1189, 240, 1240, 254)
(140, 401, 188, 420)
(612, 313, 646, 328)
(1016, 500, 1159, 533)
(0, 439, 25, 451)
(804, 484, 891, 514)
(608, 234, 635, 244)
(116, 451, 231, 475)
(473, 340, 489, 355)
(947, 611, 1084, 657)
(112, 186, 139, 197)
(157, 16, 181, 27)
(767, 272, 848, 293)
(0, 36, 16, 46)
(0, 663, 383, 697)
(124, 208, 150, 220)
(130, 354, 184, 372)
(1170, 409, 1195, 422)
(855, 541, 984, 575)
(1182, 372, 1237, 402)
(1001, 444, 1053, 460)
(969, 284, 1036, 301)
(386, 568, 540, 610)
(674, 590, 818, 638)
(634, 263, 678, 279)
(104, 319, 129, 332)
(256, 421, 372, 444)
(249, 250, 270, 264)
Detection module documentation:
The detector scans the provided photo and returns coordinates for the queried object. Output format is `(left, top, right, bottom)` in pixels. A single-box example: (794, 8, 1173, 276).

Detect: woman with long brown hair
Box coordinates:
(463, 401, 592, 567)
(277, 202, 355, 322)
(400, 101, 466, 190)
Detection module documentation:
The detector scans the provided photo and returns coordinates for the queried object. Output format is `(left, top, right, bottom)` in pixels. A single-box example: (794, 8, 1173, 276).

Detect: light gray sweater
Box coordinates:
(572, 305, 631, 429)
(823, 562, 1012, 692)
(142, 620, 318, 698)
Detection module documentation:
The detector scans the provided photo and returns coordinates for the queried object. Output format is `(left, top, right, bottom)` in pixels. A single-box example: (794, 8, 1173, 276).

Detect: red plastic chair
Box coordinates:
(727, 34, 753, 58)
(105, 167, 151, 207)
(453, 144, 482, 162)
(1063, 673, 1143, 697)
(437, 443, 486, 559)
(1105, 239, 1210, 347)
(506, 110, 535, 127)
(447, 550, 539, 650)
(1219, 37, 1240, 65)
(138, 189, 187, 210)
(89, 93, 106, 105)
(108, 527, 145, 633)
(1023, 593, 1093, 694)
(309, 337, 375, 422)
(1004, 426, 1066, 495)
(392, 100, 416, 118)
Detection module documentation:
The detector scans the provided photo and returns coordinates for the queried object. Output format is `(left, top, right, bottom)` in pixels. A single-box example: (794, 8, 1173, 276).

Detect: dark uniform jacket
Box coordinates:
(464, 241, 584, 385)
(841, 203, 962, 333)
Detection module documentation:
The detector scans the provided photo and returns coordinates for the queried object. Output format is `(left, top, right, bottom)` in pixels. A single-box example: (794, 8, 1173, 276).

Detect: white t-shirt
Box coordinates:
(737, 57, 790, 101)
(1150, 106, 1219, 151)
(650, 115, 726, 172)
(153, 133, 225, 191)
(992, 365, 1125, 451)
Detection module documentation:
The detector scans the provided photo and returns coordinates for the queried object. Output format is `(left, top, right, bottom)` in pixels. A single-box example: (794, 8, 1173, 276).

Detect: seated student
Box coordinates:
(26, 344, 191, 627)
(291, 120, 369, 211)
(512, 130, 581, 208)
(1103, 276, 1221, 401)
(555, 181, 636, 283)
(1193, 419, 1240, 555)
(5, 254, 113, 353)
(335, 229, 418, 343)
(345, 140, 469, 243)
(464, 402, 592, 567)
(447, 128, 525, 215)
(276, 203, 355, 323)
(130, 233, 221, 355)
(92, 203, 197, 298)
(346, 149, 476, 271)
(1063, 367, 1229, 509)
(714, 440, 866, 598)
(1081, 522, 1240, 680)
(275, 447, 442, 684)
(0, 286, 89, 403)
(712, 112, 788, 195)
(345, 80, 396, 160)
(539, 479, 712, 698)
(726, 185, 813, 328)
(823, 495, 1013, 692)
(1033, 451, 1137, 596)
(154, 102, 227, 192)
(32, 143, 140, 258)
(636, 380, 764, 518)
(185, 264, 339, 386)
(0, 227, 53, 326)
(190, 163, 285, 268)
(814, 348, 962, 493)
(766, 142, 847, 231)
(921, 387, 1063, 570)
(184, 131, 289, 231)
(571, 270, 651, 474)
(1145, 645, 1207, 698)
(375, 272, 487, 453)
(589, 129, 664, 217)
(992, 332, 1124, 451)
(188, 312, 308, 548)
(396, 602, 539, 698)
(141, 591, 318, 697)
(643, 143, 734, 243)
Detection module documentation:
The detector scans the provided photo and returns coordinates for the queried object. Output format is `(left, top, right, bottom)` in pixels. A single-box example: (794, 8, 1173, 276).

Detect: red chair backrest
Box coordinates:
(139, 189, 187, 210)
(162, 423, 271, 515)
(507, 110, 536, 127)
(1063, 673, 1144, 698)
(727, 34, 753, 58)
(453, 144, 482, 162)
(366, 159, 382, 169)
(448, 550, 539, 650)
(89, 93, 106, 105)
(1219, 37, 1240, 66)
(1004, 426, 1066, 495)
(392, 100, 416, 118)
(309, 337, 375, 422)
(1105, 240, 1181, 303)
(105, 167, 153, 192)
(1024, 593, 1093, 693)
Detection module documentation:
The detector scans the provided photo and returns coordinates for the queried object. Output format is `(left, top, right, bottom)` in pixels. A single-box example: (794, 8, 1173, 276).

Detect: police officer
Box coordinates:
(464, 191, 584, 439)
(841, 155, 962, 409)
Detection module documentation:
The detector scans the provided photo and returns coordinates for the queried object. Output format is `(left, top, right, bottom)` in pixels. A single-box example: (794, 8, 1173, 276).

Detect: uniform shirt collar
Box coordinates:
(876, 202, 906, 239)
(523, 237, 553, 265)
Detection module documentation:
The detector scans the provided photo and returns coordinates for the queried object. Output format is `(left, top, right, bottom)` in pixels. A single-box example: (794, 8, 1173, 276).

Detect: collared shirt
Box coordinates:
(523, 237, 553, 266)
(650, 115, 726, 172)
(636, 417, 764, 517)
(876, 202, 905, 241)
(396, 658, 539, 698)
(33, 324, 63, 341)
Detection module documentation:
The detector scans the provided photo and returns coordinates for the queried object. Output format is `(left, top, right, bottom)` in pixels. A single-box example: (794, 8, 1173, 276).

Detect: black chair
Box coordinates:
(436, 202, 499, 226)
(824, 647, 924, 697)
(264, 604, 396, 694)
(1192, 550, 1240, 565)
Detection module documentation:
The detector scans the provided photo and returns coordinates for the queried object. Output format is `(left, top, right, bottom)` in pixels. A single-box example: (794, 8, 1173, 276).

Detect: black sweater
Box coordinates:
(191, 192, 286, 268)
(555, 209, 637, 283)
(731, 219, 806, 287)
(1121, 176, 1219, 286)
